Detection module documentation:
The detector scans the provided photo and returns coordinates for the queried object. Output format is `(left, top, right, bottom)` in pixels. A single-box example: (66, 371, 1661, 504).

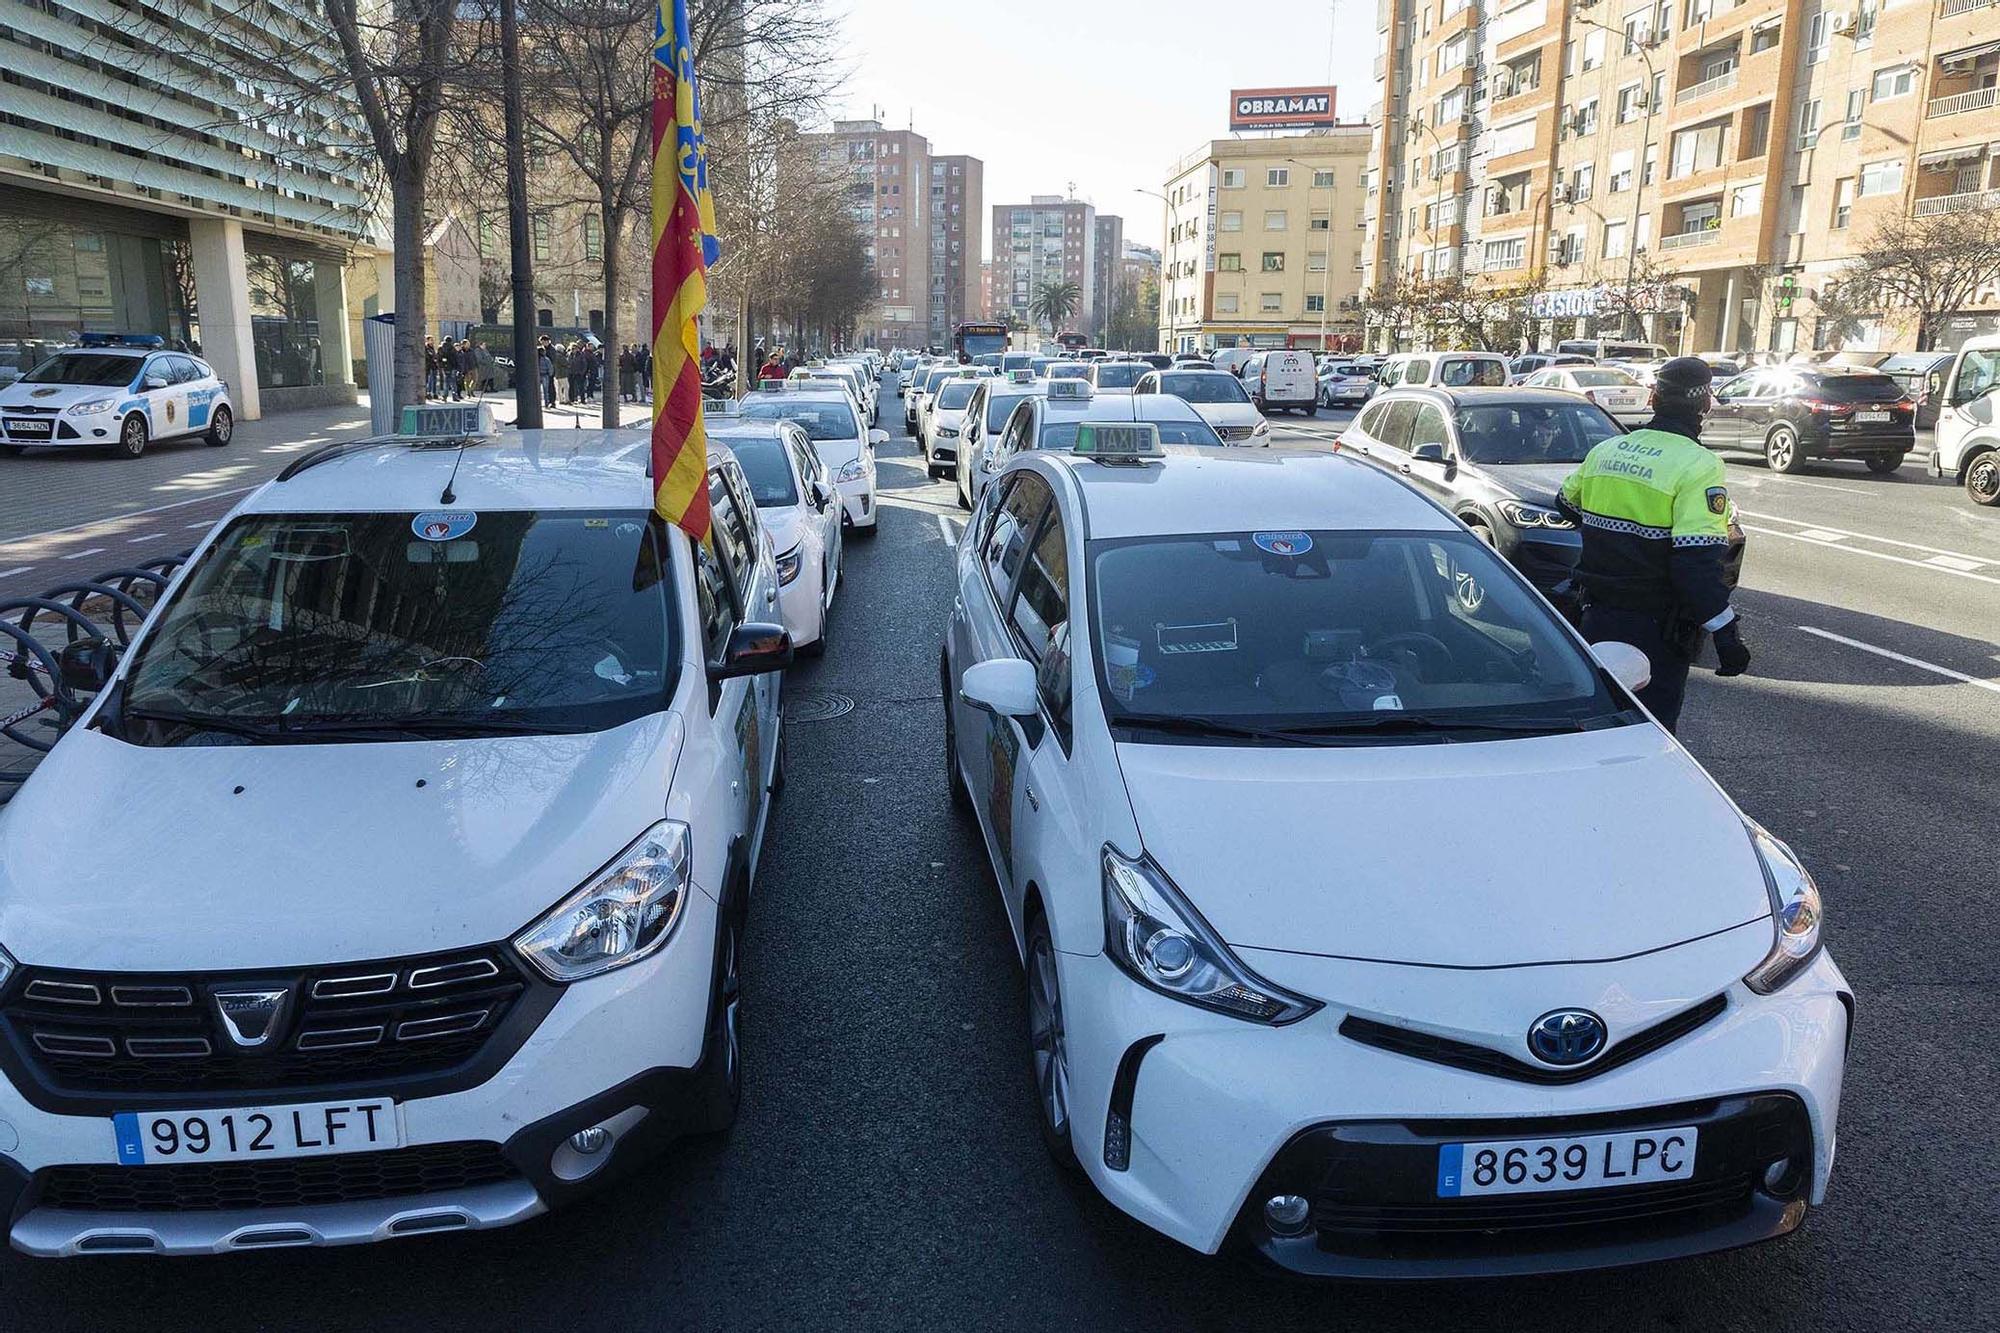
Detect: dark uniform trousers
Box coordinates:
(1581, 604, 1692, 732)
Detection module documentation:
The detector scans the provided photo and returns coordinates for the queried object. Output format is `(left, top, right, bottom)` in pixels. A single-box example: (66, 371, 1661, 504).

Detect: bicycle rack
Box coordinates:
(0, 552, 189, 804)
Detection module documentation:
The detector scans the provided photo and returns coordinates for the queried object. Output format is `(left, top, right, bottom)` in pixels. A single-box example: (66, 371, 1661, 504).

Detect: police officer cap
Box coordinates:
(1654, 356, 1714, 401)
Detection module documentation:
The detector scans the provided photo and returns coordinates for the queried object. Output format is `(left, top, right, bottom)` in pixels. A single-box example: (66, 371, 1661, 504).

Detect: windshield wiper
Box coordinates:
(1116, 711, 1592, 745)
(274, 713, 577, 739)
(1113, 714, 1359, 746)
(122, 706, 288, 741)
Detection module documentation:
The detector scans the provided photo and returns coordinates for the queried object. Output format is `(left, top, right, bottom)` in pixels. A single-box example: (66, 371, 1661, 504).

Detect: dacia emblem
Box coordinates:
(1706, 486, 1728, 516)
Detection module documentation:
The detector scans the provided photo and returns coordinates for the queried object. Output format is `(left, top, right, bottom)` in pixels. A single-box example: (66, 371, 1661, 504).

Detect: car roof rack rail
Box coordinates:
(275, 433, 486, 483)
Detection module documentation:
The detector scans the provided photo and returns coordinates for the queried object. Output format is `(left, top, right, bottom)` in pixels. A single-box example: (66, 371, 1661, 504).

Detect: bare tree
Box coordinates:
(1831, 209, 2000, 351)
(1595, 250, 1687, 345)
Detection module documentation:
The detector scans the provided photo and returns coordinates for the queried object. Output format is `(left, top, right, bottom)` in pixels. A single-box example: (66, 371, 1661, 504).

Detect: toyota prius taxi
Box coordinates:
(941, 425, 1849, 1278)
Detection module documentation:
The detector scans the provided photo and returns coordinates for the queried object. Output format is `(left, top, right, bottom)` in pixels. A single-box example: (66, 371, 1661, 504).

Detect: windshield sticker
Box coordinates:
(583, 517, 609, 529)
(1156, 619, 1238, 655)
(412, 510, 477, 542)
(1211, 539, 1242, 553)
(1253, 530, 1312, 557)
(1104, 633, 1157, 701)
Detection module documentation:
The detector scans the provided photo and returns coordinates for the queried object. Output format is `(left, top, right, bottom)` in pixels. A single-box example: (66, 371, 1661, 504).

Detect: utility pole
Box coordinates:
(1573, 13, 1659, 341)
(1136, 188, 1179, 353)
(500, 0, 541, 427)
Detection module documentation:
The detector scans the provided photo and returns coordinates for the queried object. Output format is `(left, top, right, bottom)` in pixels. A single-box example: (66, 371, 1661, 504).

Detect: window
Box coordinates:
(1221, 168, 1245, 188)
(1751, 20, 1781, 54)
(1490, 117, 1536, 158)
(1681, 201, 1720, 234)
(1871, 67, 1913, 101)
(1011, 505, 1068, 665)
(1313, 168, 1335, 188)
(477, 213, 497, 258)
(1858, 158, 1904, 198)
(1571, 164, 1595, 202)
(1217, 292, 1241, 313)
(531, 213, 551, 261)
(1617, 84, 1645, 124)
(1261, 252, 1285, 272)
(1260, 291, 1283, 311)
(1643, 144, 1659, 186)
(1797, 98, 1820, 149)
(1603, 220, 1629, 259)
(1410, 403, 1451, 454)
(1570, 100, 1599, 137)
(1742, 103, 1771, 159)
(1307, 250, 1328, 272)
(1731, 181, 1763, 216)
(1670, 121, 1727, 176)
(1219, 210, 1243, 232)
(692, 531, 738, 665)
(707, 477, 756, 607)
(1842, 90, 1865, 141)
(1441, 32, 1469, 72)
(1855, 2, 1876, 47)
(1309, 212, 1331, 231)
(1267, 167, 1290, 187)
(1263, 210, 1288, 230)
(1610, 150, 1635, 193)
(1218, 252, 1243, 272)
(1483, 237, 1526, 269)
(583, 212, 602, 260)
(982, 473, 1050, 602)
(1582, 30, 1605, 70)
(1306, 294, 1326, 313)
(1805, 12, 1828, 62)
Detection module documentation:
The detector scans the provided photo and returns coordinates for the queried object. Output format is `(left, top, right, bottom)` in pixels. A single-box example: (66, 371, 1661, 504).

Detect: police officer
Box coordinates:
(1556, 355, 1751, 731)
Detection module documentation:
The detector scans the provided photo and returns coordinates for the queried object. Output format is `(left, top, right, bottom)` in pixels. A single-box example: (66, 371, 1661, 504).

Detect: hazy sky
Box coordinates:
(828, 0, 1373, 258)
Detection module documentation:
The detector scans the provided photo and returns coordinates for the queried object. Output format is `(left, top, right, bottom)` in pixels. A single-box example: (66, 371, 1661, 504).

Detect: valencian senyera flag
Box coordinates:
(652, 0, 721, 539)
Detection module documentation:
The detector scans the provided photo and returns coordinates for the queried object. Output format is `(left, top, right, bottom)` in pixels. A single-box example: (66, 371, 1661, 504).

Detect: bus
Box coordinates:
(953, 321, 1008, 362)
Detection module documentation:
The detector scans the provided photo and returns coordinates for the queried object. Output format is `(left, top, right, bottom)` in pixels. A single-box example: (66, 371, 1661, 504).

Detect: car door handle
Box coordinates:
(765, 588, 777, 605)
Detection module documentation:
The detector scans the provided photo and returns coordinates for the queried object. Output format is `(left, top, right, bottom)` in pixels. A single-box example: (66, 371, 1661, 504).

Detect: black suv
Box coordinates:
(1707, 367, 1915, 474)
(1340, 387, 1743, 620)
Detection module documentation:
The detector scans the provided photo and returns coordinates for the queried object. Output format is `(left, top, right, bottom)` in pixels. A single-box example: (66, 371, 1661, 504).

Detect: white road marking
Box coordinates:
(1795, 528, 1847, 542)
(1799, 625, 2000, 695)
(0, 485, 257, 549)
(1740, 525, 2000, 587)
(1926, 554, 1984, 572)
(1742, 474, 1875, 496)
(935, 514, 961, 547)
(1735, 509, 1992, 565)
(125, 533, 165, 543)
(0, 566, 31, 581)
(59, 547, 104, 560)
(186, 521, 214, 529)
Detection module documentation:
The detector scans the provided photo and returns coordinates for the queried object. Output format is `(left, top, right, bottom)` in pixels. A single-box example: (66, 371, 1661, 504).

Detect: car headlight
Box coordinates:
(836, 456, 867, 483)
(937, 425, 959, 439)
(1743, 823, 1823, 994)
(1497, 499, 1574, 529)
(0, 944, 14, 991)
(1102, 847, 1320, 1024)
(775, 545, 803, 586)
(514, 821, 692, 982)
(70, 397, 117, 416)
(1251, 419, 1270, 436)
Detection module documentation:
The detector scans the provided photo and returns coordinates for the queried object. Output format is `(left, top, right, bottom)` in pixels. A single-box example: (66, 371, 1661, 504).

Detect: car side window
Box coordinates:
(1410, 403, 1452, 453)
(1355, 400, 1387, 438)
(692, 530, 738, 667)
(1010, 503, 1068, 663)
(982, 471, 1050, 605)
(1375, 399, 1420, 451)
(708, 474, 756, 604)
(1405, 359, 1433, 385)
(1716, 373, 1751, 398)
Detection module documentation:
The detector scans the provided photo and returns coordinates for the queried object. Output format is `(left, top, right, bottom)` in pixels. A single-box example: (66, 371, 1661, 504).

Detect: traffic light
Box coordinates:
(1777, 274, 1798, 313)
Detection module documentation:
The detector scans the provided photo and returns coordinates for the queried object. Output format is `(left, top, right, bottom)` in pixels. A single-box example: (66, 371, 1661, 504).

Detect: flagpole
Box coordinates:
(651, 0, 718, 539)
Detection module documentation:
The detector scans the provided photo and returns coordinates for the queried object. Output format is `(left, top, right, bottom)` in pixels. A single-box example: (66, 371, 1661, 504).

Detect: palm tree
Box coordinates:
(1029, 279, 1082, 332)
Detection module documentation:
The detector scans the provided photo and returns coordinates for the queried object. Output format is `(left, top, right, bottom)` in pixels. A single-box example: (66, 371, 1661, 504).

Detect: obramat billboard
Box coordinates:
(1229, 87, 1337, 132)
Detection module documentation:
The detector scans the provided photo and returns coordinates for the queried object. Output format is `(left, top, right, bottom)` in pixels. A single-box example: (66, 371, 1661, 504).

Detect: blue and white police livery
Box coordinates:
(0, 338, 235, 458)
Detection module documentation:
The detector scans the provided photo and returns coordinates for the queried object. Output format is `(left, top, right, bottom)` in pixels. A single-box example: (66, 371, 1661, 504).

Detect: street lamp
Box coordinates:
(1135, 187, 1179, 353)
(1404, 117, 1454, 283)
(1285, 157, 1336, 352)
(1570, 13, 1661, 341)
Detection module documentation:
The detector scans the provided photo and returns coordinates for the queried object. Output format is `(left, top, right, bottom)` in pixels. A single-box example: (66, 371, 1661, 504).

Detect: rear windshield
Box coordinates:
(1568, 369, 1635, 388)
(1439, 358, 1508, 387)
(1047, 362, 1090, 380)
(1093, 363, 1146, 388)
(718, 436, 799, 506)
(1809, 373, 1904, 402)
(738, 397, 860, 441)
(1160, 373, 1250, 404)
(937, 381, 977, 409)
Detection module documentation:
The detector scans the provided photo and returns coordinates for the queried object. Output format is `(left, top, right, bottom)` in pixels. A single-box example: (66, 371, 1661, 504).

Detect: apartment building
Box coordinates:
(1092, 214, 1127, 339)
(1158, 128, 1374, 354)
(0, 0, 374, 415)
(1363, 0, 2000, 354)
(801, 119, 932, 347)
(992, 196, 1101, 333)
(1122, 241, 1163, 294)
(927, 154, 984, 345)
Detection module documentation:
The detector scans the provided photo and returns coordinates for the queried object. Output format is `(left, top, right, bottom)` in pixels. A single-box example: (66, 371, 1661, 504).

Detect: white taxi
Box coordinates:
(712, 416, 843, 655)
(0, 339, 235, 458)
(735, 384, 884, 536)
(0, 422, 792, 1254)
(1524, 364, 1651, 428)
(922, 375, 981, 479)
(941, 426, 1849, 1278)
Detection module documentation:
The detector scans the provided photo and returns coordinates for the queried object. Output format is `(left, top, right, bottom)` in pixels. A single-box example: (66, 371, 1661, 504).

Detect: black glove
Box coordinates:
(1712, 621, 1750, 677)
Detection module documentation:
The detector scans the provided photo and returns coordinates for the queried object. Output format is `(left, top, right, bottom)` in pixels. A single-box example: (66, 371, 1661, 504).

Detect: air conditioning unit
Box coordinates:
(1828, 10, 1853, 33)
(1552, 181, 1572, 203)
(1631, 91, 1649, 110)
(1494, 73, 1516, 97)
(1460, 113, 1477, 127)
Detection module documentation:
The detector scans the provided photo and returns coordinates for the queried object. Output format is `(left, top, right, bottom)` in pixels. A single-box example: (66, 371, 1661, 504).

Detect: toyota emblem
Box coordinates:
(1527, 1009, 1607, 1066)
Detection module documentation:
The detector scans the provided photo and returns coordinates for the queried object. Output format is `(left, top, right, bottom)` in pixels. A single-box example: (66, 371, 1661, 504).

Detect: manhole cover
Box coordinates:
(785, 688, 855, 723)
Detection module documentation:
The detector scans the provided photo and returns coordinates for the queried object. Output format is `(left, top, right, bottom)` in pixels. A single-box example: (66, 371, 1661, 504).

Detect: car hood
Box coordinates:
(0, 715, 685, 971)
(1113, 724, 1770, 967)
(0, 381, 136, 409)
(1470, 460, 1578, 507)
(761, 504, 804, 553)
(1186, 402, 1263, 427)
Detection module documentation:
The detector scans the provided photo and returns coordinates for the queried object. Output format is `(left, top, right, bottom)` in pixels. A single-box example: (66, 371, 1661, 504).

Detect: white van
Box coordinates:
(1929, 335, 2000, 507)
(1210, 347, 1258, 379)
(1241, 349, 1319, 413)
(1376, 350, 1510, 390)
(1556, 339, 1671, 363)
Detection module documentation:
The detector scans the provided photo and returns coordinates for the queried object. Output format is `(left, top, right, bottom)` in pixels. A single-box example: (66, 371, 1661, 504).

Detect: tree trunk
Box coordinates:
(391, 165, 430, 414)
(599, 128, 621, 431)
(501, 0, 541, 428)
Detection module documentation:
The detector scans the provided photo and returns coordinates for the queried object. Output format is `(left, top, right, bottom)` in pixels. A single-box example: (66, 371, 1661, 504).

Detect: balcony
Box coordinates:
(1941, 0, 1996, 16)
(1916, 188, 2000, 216)
(1928, 87, 1999, 118)
(1661, 228, 1720, 251)
(1676, 68, 1738, 105)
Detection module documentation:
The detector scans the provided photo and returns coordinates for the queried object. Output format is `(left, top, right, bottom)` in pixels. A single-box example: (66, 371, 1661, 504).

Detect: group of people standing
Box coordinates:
(422, 337, 492, 401)
(529, 337, 651, 409)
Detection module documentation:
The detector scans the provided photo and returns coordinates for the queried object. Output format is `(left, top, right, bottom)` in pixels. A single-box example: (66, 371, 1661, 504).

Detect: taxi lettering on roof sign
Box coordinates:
(1047, 379, 1094, 401)
(1008, 369, 1037, 384)
(398, 402, 495, 438)
(1072, 422, 1162, 460)
(706, 398, 743, 417)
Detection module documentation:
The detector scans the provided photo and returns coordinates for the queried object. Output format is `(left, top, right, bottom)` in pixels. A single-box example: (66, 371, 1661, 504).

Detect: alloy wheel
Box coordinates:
(1969, 453, 2000, 506)
(1027, 928, 1071, 1146)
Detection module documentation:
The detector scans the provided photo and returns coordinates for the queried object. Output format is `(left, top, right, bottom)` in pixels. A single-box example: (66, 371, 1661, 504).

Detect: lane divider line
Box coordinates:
(935, 514, 961, 547)
(0, 566, 31, 581)
(58, 547, 104, 561)
(0, 484, 258, 550)
(1735, 508, 1992, 565)
(1739, 524, 2000, 587)
(1798, 625, 2000, 695)
(1795, 528, 1847, 542)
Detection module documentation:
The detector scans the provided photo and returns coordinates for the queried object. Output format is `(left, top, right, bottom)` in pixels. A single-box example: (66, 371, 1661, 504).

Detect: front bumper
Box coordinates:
(0, 411, 105, 447)
(1053, 934, 1849, 1275)
(0, 893, 722, 1256)
(930, 437, 958, 463)
(776, 563, 824, 646)
(838, 476, 876, 528)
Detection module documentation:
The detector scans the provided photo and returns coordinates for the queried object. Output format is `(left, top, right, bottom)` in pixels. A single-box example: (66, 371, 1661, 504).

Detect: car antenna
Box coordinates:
(439, 440, 468, 505)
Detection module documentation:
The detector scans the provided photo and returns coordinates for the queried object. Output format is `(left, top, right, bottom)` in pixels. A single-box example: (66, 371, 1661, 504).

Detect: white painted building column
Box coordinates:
(314, 260, 352, 389)
(187, 218, 261, 420)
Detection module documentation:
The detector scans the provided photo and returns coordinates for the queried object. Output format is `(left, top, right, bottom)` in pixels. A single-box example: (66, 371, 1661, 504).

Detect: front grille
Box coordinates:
(1339, 993, 1728, 1086)
(1218, 425, 1257, 440)
(0, 946, 549, 1107)
(34, 1142, 516, 1213)
(1315, 1172, 1755, 1237)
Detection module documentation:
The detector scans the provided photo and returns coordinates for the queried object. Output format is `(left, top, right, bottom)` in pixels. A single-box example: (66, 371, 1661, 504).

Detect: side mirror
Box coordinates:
(1409, 441, 1448, 464)
(810, 481, 832, 507)
(1589, 640, 1653, 693)
(959, 658, 1040, 718)
(56, 636, 120, 693)
(708, 621, 793, 680)
(143, 373, 170, 390)
(869, 429, 889, 447)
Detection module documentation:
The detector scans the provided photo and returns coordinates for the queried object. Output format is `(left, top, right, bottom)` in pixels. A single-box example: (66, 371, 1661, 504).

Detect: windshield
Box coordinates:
(737, 397, 860, 441)
(1093, 363, 1146, 388)
(972, 352, 1003, 368)
(986, 392, 1033, 429)
(1439, 358, 1508, 387)
(1091, 531, 1622, 740)
(937, 381, 977, 410)
(1456, 403, 1617, 464)
(22, 353, 143, 387)
(1047, 362, 1090, 380)
(921, 369, 956, 393)
(1037, 418, 1222, 449)
(118, 511, 675, 739)
(718, 436, 799, 506)
(1160, 373, 1250, 404)
(1568, 369, 1635, 388)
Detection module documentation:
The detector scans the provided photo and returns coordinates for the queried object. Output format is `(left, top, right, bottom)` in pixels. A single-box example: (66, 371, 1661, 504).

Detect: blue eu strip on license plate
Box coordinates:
(112, 1112, 146, 1165)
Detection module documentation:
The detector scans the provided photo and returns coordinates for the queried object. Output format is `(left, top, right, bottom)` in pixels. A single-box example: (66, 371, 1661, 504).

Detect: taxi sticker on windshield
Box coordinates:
(412, 510, 477, 542)
(583, 517, 609, 529)
(1157, 619, 1238, 655)
(1253, 530, 1313, 557)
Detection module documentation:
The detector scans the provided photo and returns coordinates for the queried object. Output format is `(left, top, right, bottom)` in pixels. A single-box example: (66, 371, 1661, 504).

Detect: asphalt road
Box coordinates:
(0, 372, 1994, 1329)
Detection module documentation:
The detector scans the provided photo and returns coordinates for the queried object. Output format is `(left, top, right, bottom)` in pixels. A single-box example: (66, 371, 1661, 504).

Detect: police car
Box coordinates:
(0, 411, 791, 1254)
(736, 384, 883, 535)
(0, 336, 235, 458)
(711, 413, 843, 655)
(942, 425, 1849, 1278)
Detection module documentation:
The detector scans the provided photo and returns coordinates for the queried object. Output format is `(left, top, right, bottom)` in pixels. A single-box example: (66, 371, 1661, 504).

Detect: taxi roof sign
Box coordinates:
(1046, 379, 1094, 401)
(1007, 369, 1038, 383)
(758, 379, 788, 392)
(398, 402, 496, 438)
(1072, 421, 1162, 462)
(705, 397, 743, 417)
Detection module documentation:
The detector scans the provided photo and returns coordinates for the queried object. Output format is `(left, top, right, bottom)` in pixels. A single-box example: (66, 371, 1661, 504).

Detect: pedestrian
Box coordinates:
(1556, 356, 1750, 732)
(638, 343, 651, 400)
(619, 346, 636, 402)
(424, 338, 439, 399)
(538, 343, 556, 408)
(568, 340, 586, 405)
(438, 337, 459, 400)
(757, 351, 786, 384)
(551, 339, 570, 405)
(458, 339, 478, 399)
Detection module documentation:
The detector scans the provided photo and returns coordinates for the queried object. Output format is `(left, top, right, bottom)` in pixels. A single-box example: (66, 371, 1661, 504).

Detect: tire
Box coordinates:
(1304, 402, 1318, 417)
(1968, 449, 2000, 507)
(942, 651, 973, 816)
(1864, 453, 1904, 475)
(1025, 911, 1080, 1173)
(691, 902, 743, 1137)
(204, 406, 233, 447)
(770, 714, 788, 798)
(801, 583, 830, 658)
(1764, 424, 1804, 474)
(112, 413, 148, 459)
